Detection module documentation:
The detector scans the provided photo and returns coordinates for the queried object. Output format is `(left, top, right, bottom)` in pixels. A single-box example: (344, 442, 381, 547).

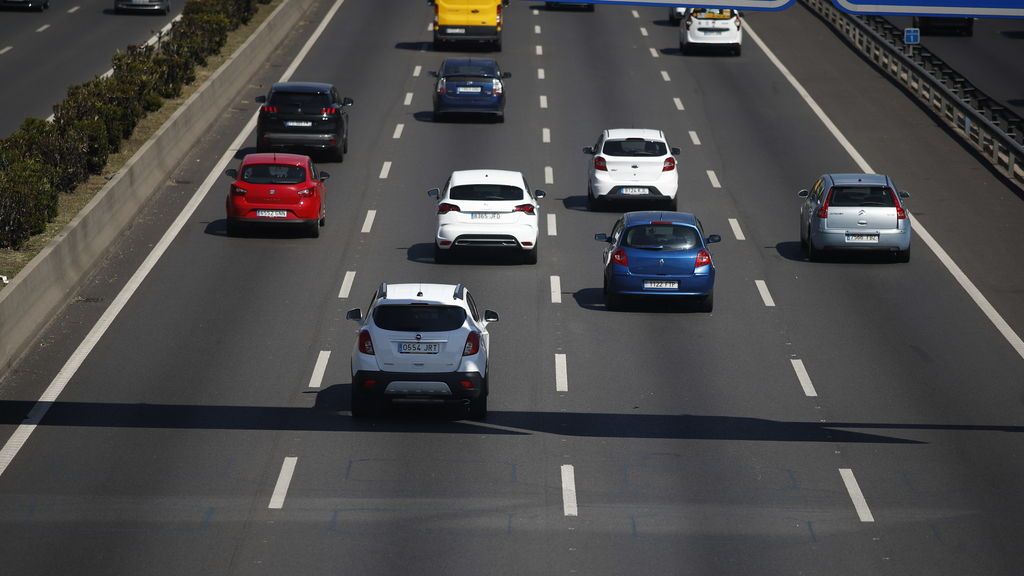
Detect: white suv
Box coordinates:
(346, 283, 499, 419)
(584, 129, 680, 211)
(429, 169, 546, 264)
(679, 8, 743, 56)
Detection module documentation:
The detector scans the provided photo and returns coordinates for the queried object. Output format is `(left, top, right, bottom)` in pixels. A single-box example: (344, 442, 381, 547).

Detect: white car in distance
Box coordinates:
(584, 129, 681, 211)
(429, 169, 546, 264)
(679, 8, 743, 56)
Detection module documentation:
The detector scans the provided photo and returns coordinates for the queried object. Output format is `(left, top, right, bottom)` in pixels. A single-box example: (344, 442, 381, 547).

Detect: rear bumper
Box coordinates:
(434, 26, 500, 43)
(260, 131, 338, 149)
(437, 223, 538, 250)
(591, 182, 678, 201)
(434, 96, 504, 114)
(682, 28, 742, 46)
(811, 227, 912, 252)
(226, 198, 321, 221)
(352, 370, 485, 405)
(607, 270, 715, 297)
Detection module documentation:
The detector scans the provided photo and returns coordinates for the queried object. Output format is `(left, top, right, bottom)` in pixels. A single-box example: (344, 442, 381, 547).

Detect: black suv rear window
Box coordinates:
(241, 164, 307, 184)
(268, 91, 331, 112)
(624, 224, 700, 250)
(449, 184, 524, 201)
(602, 138, 668, 157)
(373, 305, 467, 332)
(829, 186, 896, 207)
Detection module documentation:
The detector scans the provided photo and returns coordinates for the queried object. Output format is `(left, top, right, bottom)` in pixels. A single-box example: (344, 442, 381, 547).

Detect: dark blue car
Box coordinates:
(432, 58, 510, 122)
(596, 212, 721, 311)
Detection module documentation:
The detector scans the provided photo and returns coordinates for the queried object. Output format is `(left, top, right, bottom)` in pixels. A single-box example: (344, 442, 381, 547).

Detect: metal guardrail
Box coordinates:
(801, 0, 1024, 192)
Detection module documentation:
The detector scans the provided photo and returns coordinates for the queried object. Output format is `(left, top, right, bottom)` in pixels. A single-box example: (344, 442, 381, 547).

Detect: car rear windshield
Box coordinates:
(828, 186, 896, 207)
(623, 224, 701, 250)
(372, 305, 467, 332)
(602, 138, 668, 157)
(693, 8, 736, 19)
(442, 62, 498, 77)
(449, 184, 524, 201)
(268, 91, 331, 112)
(241, 164, 307, 184)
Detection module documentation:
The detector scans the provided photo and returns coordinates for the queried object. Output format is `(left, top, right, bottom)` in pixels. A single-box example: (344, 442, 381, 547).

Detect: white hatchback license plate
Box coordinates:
(447, 28, 466, 34)
(457, 86, 482, 94)
(399, 342, 440, 354)
(621, 187, 648, 195)
(255, 210, 287, 218)
(846, 234, 879, 243)
(470, 212, 501, 219)
(644, 280, 679, 289)
(285, 121, 312, 127)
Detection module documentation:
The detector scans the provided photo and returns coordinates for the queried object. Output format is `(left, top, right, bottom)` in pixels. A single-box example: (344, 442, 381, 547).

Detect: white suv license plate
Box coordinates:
(846, 234, 879, 243)
(399, 342, 440, 354)
(256, 210, 288, 218)
(644, 280, 678, 289)
(470, 212, 501, 219)
(620, 187, 648, 195)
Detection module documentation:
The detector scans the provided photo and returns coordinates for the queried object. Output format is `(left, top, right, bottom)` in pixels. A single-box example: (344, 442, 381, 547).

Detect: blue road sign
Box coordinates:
(569, 0, 796, 12)
(903, 27, 921, 44)
(832, 0, 1024, 18)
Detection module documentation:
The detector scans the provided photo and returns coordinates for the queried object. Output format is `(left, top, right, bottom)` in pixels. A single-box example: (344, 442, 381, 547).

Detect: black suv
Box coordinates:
(255, 82, 353, 161)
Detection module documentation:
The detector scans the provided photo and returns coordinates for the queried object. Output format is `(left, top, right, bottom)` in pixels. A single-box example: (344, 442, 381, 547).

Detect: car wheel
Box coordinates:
(698, 291, 714, 313)
(807, 230, 821, 262)
(495, 112, 505, 124)
(226, 219, 241, 237)
(588, 191, 603, 212)
(467, 392, 487, 420)
(307, 220, 320, 238)
(256, 141, 269, 153)
(664, 196, 678, 211)
(522, 246, 538, 265)
(679, 42, 688, 55)
(493, 38, 502, 52)
(320, 215, 326, 227)
(605, 290, 623, 311)
(896, 247, 911, 263)
(733, 44, 742, 56)
(350, 393, 370, 418)
(332, 142, 344, 163)
(434, 243, 451, 264)
(343, 131, 349, 153)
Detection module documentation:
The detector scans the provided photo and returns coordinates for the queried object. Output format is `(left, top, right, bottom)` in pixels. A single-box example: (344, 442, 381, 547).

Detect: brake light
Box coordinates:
(695, 249, 712, 268)
(260, 105, 278, 113)
(320, 107, 336, 115)
(611, 248, 628, 266)
(735, 16, 742, 30)
(463, 331, 480, 356)
(594, 156, 607, 171)
(433, 3, 438, 26)
(358, 330, 375, 355)
(361, 378, 377, 390)
(231, 185, 246, 196)
(888, 188, 907, 220)
(492, 78, 503, 95)
(437, 77, 447, 96)
(496, 4, 502, 27)
(297, 187, 313, 197)
(663, 157, 676, 172)
(437, 202, 460, 214)
(513, 204, 535, 215)
(817, 188, 832, 218)
(459, 379, 475, 390)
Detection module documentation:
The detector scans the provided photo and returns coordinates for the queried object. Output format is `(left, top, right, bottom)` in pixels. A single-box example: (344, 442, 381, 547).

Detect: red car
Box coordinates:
(224, 153, 329, 237)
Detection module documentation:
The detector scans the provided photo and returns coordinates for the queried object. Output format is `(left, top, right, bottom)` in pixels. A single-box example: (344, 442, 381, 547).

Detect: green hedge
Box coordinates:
(0, 0, 262, 249)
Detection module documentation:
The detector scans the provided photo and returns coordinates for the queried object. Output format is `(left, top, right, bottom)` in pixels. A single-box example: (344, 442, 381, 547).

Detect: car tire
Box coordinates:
(332, 142, 344, 163)
(588, 191, 603, 212)
(493, 38, 502, 52)
(807, 232, 821, 262)
(733, 44, 742, 56)
(467, 391, 487, 420)
(679, 42, 688, 55)
(664, 196, 678, 211)
(350, 393, 370, 418)
(307, 220, 320, 238)
(896, 247, 911, 263)
(698, 291, 714, 313)
(226, 219, 241, 237)
(343, 130, 349, 153)
(495, 112, 505, 124)
(522, 246, 538, 265)
(606, 292, 623, 312)
(434, 243, 451, 264)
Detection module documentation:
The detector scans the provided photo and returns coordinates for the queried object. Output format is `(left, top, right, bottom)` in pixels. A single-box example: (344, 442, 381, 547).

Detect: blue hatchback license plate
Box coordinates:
(644, 280, 678, 289)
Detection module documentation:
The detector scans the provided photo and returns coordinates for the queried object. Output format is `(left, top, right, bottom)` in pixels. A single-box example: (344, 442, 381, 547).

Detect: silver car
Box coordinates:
(113, 0, 170, 14)
(798, 173, 912, 262)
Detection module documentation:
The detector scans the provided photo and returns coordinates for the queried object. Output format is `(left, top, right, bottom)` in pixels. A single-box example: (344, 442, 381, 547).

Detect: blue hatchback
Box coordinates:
(432, 58, 510, 122)
(595, 212, 721, 311)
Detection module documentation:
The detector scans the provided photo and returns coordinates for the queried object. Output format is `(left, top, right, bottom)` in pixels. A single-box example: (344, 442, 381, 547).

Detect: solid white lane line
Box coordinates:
(839, 468, 875, 522)
(547, 213, 557, 236)
(308, 351, 331, 389)
(535, 45, 543, 56)
(67, 5, 79, 12)
(542, 128, 551, 143)
(379, 161, 391, 179)
(649, 47, 659, 58)
(539, 95, 548, 109)
(412, 65, 421, 77)
(0, 47, 11, 56)
(755, 280, 776, 307)
(338, 271, 356, 299)
(640, 26, 648, 36)
(550, 275, 562, 304)
(269, 457, 298, 509)
(789, 359, 817, 397)
(673, 97, 685, 110)
(631, 9, 640, 18)
(535, 24, 541, 34)
(660, 70, 671, 82)
(36, 24, 50, 32)
(361, 210, 376, 233)
(403, 92, 413, 106)
(689, 130, 701, 145)
(706, 170, 721, 188)
(555, 354, 568, 391)
(544, 166, 554, 185)
(745, 23, 1024, 363)
(537, 67, 545, 80)
(0, 0, 351, 481)
(728, 218, 745, 241)
(561, 464, 578, 516)
(392, 123, 404, 139)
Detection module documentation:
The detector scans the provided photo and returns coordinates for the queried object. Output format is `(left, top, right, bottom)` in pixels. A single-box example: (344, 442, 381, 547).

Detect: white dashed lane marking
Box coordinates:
(68, 5, 80, 12)
(550, 275, 562, 304)
(631, 9, 640, 18)
(649, 47, 659, 58)
(427, 22, 433, 31)
(839, 468, 875, 522)
(544, 166, 553, 185)
(36, 24, 50, 32)
(338, 271, 356, 299)
(537, 68, 545, 80)
(555, 354, 568, 391)
(536, 45, 543, 56)
(535, 24, 541, 34)
(379, 162, 392, 179)
(660, 70, 671, 82)
(539, 95, 548, 109)
(640, 27, 648, 36)
(706, 170, 721, 188)
(728, 218, 745, 240)
(307, 351, 331, 389)
(755, 280, 776, 307)
(532, 7, 538, 15)
(542, 128, 551, 143)
(0, 47, 11, 56)
(361, 210, 376, 233)
(561, 464, 578, 516)
(413, 65, 421, 77)
(403, 92, 413, 106)
(673, 97, 684, 110)
(268, 457, 298, 509)
(689, 131, 701, 145)
(789, 359, 817, 397)
(392, 123, 404, 139)
(547, 213, 557, 236)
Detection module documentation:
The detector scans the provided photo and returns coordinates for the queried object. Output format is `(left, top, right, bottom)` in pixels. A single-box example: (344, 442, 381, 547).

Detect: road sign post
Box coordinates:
(903, 26, 920, 57)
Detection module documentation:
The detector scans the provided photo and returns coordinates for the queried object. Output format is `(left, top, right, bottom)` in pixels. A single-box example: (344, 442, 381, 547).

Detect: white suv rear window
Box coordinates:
(372, 305, 467, 332)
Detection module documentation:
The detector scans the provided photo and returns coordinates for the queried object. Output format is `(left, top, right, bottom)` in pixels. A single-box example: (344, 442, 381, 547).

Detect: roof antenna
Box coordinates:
(417, 284, 423, 297)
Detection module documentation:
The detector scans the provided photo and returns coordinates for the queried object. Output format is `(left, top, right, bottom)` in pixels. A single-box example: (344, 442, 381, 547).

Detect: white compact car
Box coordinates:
(679, 8, 743, 55)
(346, 283, 499, 418)
(584, 129, 680, 211)
(429, 169, 546, 264)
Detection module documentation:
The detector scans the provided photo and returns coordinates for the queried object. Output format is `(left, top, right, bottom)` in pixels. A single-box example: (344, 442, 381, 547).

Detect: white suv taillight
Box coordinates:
(358, 330, 375, 355)
(463, 331, 480, 356)
(437, 202, 460, 214)
(594, 156, 607, 171)
(662, 157, 676, 172)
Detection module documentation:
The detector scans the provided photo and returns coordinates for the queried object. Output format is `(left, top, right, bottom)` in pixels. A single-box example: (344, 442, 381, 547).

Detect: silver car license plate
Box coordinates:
(620, 187, 648, 195)
(285, 121, 313, 127)
(644, 280, 678, 289)
(846, 234, 878, 243)
(470, 212, 500, 219)
(399, 342, 440, 354)
(255, 210, 287, 218)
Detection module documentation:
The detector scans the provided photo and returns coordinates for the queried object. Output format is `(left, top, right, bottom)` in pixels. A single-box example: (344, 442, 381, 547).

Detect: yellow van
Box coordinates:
(430, 0, 510, 51)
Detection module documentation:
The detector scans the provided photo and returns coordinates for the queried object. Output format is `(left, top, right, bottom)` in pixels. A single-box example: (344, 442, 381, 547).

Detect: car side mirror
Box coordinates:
(254, 95, 267, 103)
(594, 233, 609, 242)
(582, 146, 595, 155)
(223, 168, 238, 179)
(319, 171, 331, 181)
(502, 0, 509, 6)
(671, 147, 681, 156)
(502, 71, 512, 79)
(429, 70, 439, 78)
(483, 309, 499, 323)
(900, 190, 910, 199)
(534, 189, 546, 199)
(427, 188, 440, 199)
(797, 189, 809, 198)
(706, 234, 722, 244)
(342, 97, 354, 107)
(345, 308, 362, 321)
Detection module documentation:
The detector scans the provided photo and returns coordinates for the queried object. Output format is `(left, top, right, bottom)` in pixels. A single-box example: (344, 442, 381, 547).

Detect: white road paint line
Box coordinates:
(555, 354, 568, 392)
(839, 468, 875, 522)
(542, 127, 551, 143)
(640, 26, 648, 36)
(755, 280, 776, 307)
(0, 47, 12, 56)
(561, 464, 578, 516)
(689, 130, 701, 145)
(535, 45, 543, 56)
(361, 210, 376, 233)
(544, 166, 554, 185)
(269, 457, 298, 509)
(36, 24, 50, 32)
(550, 275, 562, 304)
(392, 123, 404, 139)
(338, 270, 356, 299)
(67, 5, 79, 12)
(631, 9, 640, 18)
(533, 8, 539, 15)
(403, 92, 413, 106)
(649, 47, 659, 58)
(746, 23, 1024, 363)
(673, 97, 685, 111)
(0, 0, 351, 482)
(379, 161, 392, 179)
(706, 170, 721, 188)
(537, 68, 545, 80)
(789, 359, 817, 397)
(547, 213, 557, 236)
(308, 351, 331, 389)
(728, 218, 745, 241)
(539, 95, 548, 109)
(535, 24, 541, 34)
(412, 65, 421, 77)
(427, 22, 433, 31)
(660, 70, 671, 82)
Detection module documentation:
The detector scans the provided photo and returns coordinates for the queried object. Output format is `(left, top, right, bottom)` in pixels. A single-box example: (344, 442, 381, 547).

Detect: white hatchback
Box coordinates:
(429, 169, 546, 264)
(679, 8, 743, 56)
(584, 129, 680, 211)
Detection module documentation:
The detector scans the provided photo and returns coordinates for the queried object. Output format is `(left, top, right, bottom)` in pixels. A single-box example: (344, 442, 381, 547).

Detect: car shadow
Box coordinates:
(561, 195, 590, 212)
(103, 8, 167, 15)
(233, 146, 258, 160)
(652, 18, 680, 27)
(775, 241, 907, 264)
(573, 287, 709, 314)
(204, 219, 314, 239)
(1000, 30, 1024, 39)
(406, 243, 528, 266)
(395, 41, 434, 51)
(533, 2, 595, 12)
(414, 111, 502, 124)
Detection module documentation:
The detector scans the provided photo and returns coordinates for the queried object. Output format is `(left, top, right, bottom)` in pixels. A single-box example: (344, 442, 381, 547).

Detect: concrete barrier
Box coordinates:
(0, 0, 317, 376)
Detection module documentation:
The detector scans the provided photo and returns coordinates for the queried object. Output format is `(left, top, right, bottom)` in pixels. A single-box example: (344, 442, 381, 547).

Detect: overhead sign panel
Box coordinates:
(573, 0, 1024, 17)
(566, 0, 796, 11)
